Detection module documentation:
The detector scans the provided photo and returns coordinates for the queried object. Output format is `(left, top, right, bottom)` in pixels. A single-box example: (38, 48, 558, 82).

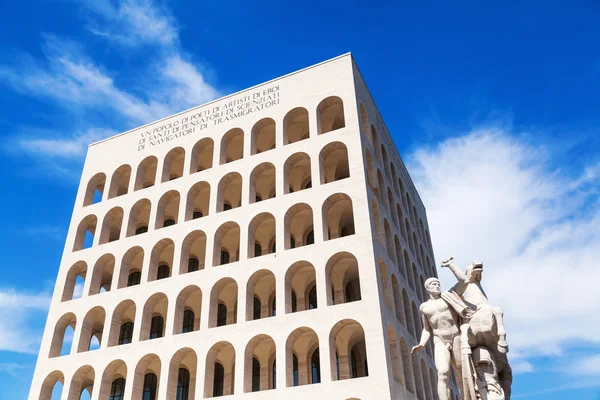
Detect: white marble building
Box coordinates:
(29, 54, 458, 400)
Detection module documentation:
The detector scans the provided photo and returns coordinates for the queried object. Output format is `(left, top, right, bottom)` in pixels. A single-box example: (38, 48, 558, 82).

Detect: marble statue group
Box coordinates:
(411, 258, 513, 400)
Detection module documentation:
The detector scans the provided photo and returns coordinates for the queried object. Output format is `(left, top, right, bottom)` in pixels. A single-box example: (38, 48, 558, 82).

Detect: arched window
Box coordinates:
(143, 373, 157, 400)
(157, 265, 170, 280)
(252, 357, 261, 392)
(127, 271, 141, 287)
(182, 310, 194, 333)
(254, 243, 262, 257)
(118, 322, 133, 345)
(272, 359, 276, 389)
(317, 96, 345, 134)
(253, 297, 261, 320)
(220, 250, 230, 265)
(311, 348, 321, 384)
(193, 211, 203, 219)
(284, 107, 309, 144)
(291, 291, 297, 313)
(292, 354, 299, 387)
(135, 226, 148, 235)
(149, 316, 164, 339)
(351, 350, 358, 378)
(308, 285, 317, 310)
(110, 377, 125, 400)
(217, 304, 227, 327)
(188, 257, 199, 273)
(345, 283, 358, 303)
(290, 236, 296, 249)
(336, 352, 340, 380)
(306, 230, 314, 245)
(176, 368, 190, 400)
(163, 218, 175, 227)
(272, 297, 276, 316)
(213, 363, 224, 397)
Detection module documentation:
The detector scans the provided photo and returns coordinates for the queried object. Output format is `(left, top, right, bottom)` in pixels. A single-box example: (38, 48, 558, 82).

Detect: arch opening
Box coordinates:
(285, 327, 320, 387)
(246, 270, 276, 321)
(317, 96, 345, 134)
(284, 203, 314, 250)
(251, 118, 276, 154)
(285, 261, 317, 314)
(283, 107, 309, 144)
(162, 147, 185, 182)
(325, 252, 361, 306)
(155, 190, 180, 229)
(322, 193, 355, 240)
(319, 142, 349, 184)
(140, 293, 168, 341)
(249, 163, 275, 204)
(134, 156, 158, 191)
(83, 173, 106, 206)
(213, 222, 240, 266)
(190, 138, 214, 173)
(284, 152, 311, 194)
(185, 181, 210, 221)
(180, 230, 207, 274)
(209, 278, 238, 328)
(247, 213, 276, 259)
(217, 172, 242, 212)
(108, 165, 131, 199)
(329, 319, 368, 381)
(220, 128, 244, 164)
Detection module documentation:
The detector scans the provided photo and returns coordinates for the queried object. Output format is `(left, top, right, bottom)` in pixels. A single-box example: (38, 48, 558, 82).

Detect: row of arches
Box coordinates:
(360, 104, 434, 261)
(366, 155, 434, 277)
(83, 97, 346, 206)
(64, 194, 355, 301)
(379, 259, 430, 346)
(40, 319, 367, 399)
(371, 199, 433, 305)
(74, 142, 350, 252)
(386, 325, 457, 400)
(53, 253, 361, 358)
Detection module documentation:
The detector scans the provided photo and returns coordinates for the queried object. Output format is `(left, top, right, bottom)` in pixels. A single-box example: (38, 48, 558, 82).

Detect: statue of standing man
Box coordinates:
(411, 269, 474, 400)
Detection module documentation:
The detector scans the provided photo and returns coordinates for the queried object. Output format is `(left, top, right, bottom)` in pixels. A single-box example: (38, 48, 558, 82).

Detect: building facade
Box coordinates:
(29, 54, 459, 400)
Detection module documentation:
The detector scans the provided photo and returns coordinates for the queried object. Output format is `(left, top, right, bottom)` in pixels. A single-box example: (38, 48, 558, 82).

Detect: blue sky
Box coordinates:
(1, 1, 599, 399)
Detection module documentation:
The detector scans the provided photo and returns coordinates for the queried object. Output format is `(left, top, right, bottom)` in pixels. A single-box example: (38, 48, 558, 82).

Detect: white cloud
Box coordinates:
(158, 54, 221, 111)
(0, 289, 52, 354)
(81, 0, 178, 46)
(407, 129, 600, 363)
(0, 363, 28, 377)
(0, 35, 170, 125)
(511, 360, 534, 374)
(0, 0, 222, 175)
(18, 128, 117, 158)
(566, 354, 600, 376)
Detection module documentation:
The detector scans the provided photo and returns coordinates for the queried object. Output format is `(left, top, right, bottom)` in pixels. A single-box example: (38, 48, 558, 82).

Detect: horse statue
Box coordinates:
(441, 258, 513, 400)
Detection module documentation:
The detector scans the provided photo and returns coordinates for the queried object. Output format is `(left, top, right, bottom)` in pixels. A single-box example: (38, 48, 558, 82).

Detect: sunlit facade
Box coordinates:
(29, 54, 455, 400)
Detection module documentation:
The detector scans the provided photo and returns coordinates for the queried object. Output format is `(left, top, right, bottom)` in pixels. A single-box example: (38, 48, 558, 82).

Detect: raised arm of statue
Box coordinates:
(411, 305, 432, 354)
(441, 257, 468, 295)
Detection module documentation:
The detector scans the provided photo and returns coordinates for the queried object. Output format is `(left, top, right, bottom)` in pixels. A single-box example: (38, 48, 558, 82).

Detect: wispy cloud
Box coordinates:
(80, 0, 179, 47)
(0, 35, 170, 125)
(408, 128, 600, 365)
(17, 128, 117, 158)
(21, 225, 66, 242)
(0, 0, 222, 178)
(0, 289, 52, 354)
(565, 354, 600, 376)
(0, 363, 28, 377)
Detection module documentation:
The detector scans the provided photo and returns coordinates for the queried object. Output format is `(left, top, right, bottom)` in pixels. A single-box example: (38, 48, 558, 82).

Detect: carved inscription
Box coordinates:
(137, 85, 280, 151)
